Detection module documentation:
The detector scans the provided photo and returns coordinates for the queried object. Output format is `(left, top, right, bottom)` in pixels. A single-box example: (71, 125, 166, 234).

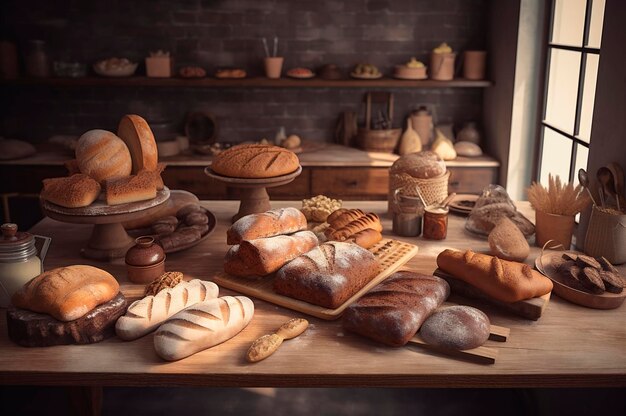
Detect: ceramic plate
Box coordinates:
(287, 71, 315, 79)
(535, 250, 626, 309)
(350, 72, 383, 80)
(449, 194, 479, 215)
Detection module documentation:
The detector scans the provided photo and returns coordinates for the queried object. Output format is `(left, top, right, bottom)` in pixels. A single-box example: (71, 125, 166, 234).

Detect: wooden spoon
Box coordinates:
(608, 163, 625, 211)
(578, 168, 597, 206)
(597, 167, 612, 208)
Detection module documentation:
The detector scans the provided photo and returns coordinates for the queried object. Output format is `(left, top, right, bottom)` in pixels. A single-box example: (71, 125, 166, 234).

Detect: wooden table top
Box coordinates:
(1, 201, 624, 388)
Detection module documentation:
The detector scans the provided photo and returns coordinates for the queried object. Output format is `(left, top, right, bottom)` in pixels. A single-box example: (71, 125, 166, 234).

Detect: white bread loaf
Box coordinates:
(117, 114, 159, 174)
(75, 129, 132, 183)
(154, 296, 255, 361)
(115, 279, 219, 341)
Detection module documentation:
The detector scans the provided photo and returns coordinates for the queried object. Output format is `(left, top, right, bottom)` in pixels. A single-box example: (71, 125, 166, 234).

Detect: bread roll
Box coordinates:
(115, 279, 219, 341)
(342, 271, 450, 347)
(224, 231, 319, 277)
(436, 249, 553, 303)
(487, 217, 530, 261)
(274, 242, 381, 309)
(154, 296, 255, 361)
(419, 305, 490, 350)
(104, 170, 157, 205)
(117, 114, 158, 173)
(227, 207, 307, 245)
(346, 228, 382, 249)
(41, 174, 101, 208)
(11, 265, 119, 322)
(330, 213, 383, 241)
(389, 151, 446, 179)
(327, 209, 365, 230)
(75, 129, 132, 183)
(211, 144, 299, 178)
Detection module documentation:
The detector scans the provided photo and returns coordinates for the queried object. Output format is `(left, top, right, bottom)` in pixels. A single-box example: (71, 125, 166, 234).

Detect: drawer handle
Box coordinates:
(449, 181, 460, 187)
(345, 180, 359, 187)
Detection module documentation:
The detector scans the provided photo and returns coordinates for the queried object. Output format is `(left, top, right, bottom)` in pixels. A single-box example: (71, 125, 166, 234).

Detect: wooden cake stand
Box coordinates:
(205, 166, 302, 222)
(41, 188, 170, 261)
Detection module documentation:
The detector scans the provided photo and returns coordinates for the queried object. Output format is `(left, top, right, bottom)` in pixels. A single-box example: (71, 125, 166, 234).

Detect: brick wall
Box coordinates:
(1, 0, 487, 142)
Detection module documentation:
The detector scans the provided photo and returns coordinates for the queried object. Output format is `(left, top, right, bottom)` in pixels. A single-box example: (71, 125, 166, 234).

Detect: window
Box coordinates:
(537, 0, 606, 184)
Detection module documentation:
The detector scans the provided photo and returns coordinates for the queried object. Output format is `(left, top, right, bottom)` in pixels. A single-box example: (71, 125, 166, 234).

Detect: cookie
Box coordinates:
(579, 267, 605, 294)
(599, 271, 625, 294)
(575, 255, 601, 270)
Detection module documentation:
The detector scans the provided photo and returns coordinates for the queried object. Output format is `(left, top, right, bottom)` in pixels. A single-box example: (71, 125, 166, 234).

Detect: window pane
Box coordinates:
(545, 49, 581, 134)
(552, 0, 586, 46)
(540, 128, 573, 185)
(587, 0, 606, 48)
(573, 143, 590, 176)
(577, 54, 599, 143)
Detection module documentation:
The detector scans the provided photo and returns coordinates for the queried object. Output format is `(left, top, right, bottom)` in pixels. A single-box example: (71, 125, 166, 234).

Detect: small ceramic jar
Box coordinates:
(423, 205, 449, 240)
(125, 236, 166, 284)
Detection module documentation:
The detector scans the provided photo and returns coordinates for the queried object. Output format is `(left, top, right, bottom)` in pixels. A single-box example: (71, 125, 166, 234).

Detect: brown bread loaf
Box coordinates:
(326, 208, 348, 224)
(75, 129, 132, 183)
(227, 207, 307, 245)
(224, 231, 319, 277)
(12, 265, 119, 322)
(327, 209, 365, 230)
(104, 170, 157, 205)
(273, 241, 381, 309)
(389, 151, 446, 179)
(419, 305, 490, 350)
(436, 249, 553, 303)
(211, 144, 299, 178)
(342, 271, 450, 347)
(346, 228, 383, 249)
(117, 114, 159, 173)
(41, 174, 101, 208)
(154, 296, 255, 361)
(330, 213, 383, 241)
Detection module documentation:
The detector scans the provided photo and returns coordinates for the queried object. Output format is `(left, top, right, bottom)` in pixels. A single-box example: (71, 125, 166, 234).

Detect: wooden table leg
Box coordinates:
(68, 386, 103, 416)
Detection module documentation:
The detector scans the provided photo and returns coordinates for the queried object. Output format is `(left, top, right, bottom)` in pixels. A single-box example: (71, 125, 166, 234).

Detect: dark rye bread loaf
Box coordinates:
(342, 271, 450, 347)
(211, 144, 300, 178)
(273, 241, 381, 309)
(419, 305, 490, 350)
(227, 207, 307, 245)
(7, 293, 127, 347)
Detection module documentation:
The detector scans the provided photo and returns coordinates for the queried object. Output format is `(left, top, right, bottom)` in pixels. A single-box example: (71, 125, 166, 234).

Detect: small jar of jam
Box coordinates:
(423, 205, 449, 240)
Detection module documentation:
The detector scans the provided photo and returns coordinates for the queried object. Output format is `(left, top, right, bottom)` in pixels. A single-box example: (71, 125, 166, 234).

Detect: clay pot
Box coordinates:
(125, 236, 166, 283)
(535, 210, 575, 249)
(463, 51, 487, 80)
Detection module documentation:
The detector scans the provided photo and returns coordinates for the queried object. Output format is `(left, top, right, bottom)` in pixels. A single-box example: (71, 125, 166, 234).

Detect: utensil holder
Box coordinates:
(356, 92, 401, 153)
(584, 205, 626, 264)
(430, 52, 456, 81)
(535, 210, 575, 249)
(462, 51, 487, 80)
(264, 57, 284, 79)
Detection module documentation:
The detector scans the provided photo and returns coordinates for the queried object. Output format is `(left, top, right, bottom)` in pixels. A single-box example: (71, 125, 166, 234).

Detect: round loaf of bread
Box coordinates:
(117, 114, 159, 173)
(390, 150, 446, 179)
(419, 305, 490, 350)
(211, 144, 300, 178)
(76, 129, 132, 183)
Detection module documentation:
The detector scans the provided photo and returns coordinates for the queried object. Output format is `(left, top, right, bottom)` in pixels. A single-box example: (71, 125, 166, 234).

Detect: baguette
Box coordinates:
(227, 207, 307, 245)
(331, 213, 383, 241)
(436, 249, 553, 303)
(346, 228, 383, 249)
(115, 279, 219, 341)
(327, 209, 365, 230)
(154, 296, 255, 361)
(224, 231, 318, 277)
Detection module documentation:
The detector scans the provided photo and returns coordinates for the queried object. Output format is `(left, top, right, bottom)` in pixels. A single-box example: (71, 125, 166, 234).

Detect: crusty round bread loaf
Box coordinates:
(75, 129, 132, 183)
(390, 150, 446, 179)
(419, 305, 490, 350)
(211, 144, 300, 178)
(41, 174, 101, 208)
(117, 114, 159, 173)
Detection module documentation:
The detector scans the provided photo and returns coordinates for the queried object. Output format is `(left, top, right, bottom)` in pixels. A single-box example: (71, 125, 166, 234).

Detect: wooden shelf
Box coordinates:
(2, 76, 492, 88)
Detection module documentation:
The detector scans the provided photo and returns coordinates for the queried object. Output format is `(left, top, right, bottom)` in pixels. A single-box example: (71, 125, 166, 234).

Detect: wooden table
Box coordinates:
(1, 201, 625, 389)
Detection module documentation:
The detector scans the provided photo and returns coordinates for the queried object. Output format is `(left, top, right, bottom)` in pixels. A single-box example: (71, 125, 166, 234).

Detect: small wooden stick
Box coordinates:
(488, 324, 510, 342)
(407, 334, 498, 365)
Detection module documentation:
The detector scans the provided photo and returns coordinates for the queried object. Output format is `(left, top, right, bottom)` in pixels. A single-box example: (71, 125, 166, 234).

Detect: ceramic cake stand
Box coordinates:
(205, 166, 302, 222)
(41, 188, 170, 261)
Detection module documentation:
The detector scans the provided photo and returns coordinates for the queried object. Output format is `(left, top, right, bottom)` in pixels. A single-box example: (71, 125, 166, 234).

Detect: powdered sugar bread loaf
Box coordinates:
(227, 207, 307, 245)
(117, 114, 159, 174)
(225, 230, 319, 277)
(115, 279, 219, 341)
(436, 249, 553, 303)
(75, 129, 132, 183)
(273, 241, 381, 309)
(211, 144, 300, 178)
(154, 295, 254, 361)
(41, 174, 101, 208)
(342, 271, 450, 347)
(419, 305, 490, 350)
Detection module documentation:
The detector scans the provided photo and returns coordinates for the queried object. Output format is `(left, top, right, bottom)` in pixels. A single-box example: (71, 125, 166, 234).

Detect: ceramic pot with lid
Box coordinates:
(0, 223, 51, 307)
(125, 236, 166, 284)
(410, 106, 434, 147)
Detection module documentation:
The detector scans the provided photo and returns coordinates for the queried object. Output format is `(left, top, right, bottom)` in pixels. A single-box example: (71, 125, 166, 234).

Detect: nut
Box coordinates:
(144, 271, 184, 296)
(301, 195, 342, 222)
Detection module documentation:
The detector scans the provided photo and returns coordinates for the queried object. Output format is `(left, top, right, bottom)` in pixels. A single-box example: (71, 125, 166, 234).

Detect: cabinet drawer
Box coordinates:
(448, 167, 497, 194)
(311, 168, 389, 200)
(162, 167, 228, 199)
(267, 169, 310, 199)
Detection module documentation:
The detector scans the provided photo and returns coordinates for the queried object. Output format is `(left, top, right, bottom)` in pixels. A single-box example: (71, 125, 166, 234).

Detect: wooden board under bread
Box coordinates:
(433, 268, 550, 320)
(212, 238, 419, 320)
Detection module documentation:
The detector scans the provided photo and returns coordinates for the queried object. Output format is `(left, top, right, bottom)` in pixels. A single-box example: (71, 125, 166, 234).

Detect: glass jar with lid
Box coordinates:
(0, 223, 51, 307)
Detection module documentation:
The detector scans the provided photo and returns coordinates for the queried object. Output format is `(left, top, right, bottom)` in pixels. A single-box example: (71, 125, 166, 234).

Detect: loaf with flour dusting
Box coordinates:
(224, 231, 318, 277)
(115, 279, 219, 340)
(342, 271, 450, 347)
(227, 207, 307, 245)
(273, 241, 381, 308)
(154, 295, 254, 361)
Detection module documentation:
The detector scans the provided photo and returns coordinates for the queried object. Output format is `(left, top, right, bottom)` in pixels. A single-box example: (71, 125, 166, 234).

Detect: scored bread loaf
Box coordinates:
(11, 265, 119, 322)
(117, 114, 159, 174)
(327, 209, 365, 230)
(154, 295, 255, 361)
(330, 213, 383, 241)
(273, 241, 381, 309)
(41, 174, 101, 208)
(224, 231, 319, 277)
(342, 271, 450, 347)
(211, 144, 300, 178)
(115, 279, 219, 341)
(104, 170, 157, 205)
(75, 129, 132, 183)
(345, 228, 383, 249)
(436, 249, 553, 303)
(227, 207, 307, 245)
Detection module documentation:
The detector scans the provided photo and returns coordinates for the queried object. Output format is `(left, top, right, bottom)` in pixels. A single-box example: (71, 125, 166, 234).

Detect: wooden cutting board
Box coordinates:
(433, 268, 550, 320)
(212, 238, 419, 320)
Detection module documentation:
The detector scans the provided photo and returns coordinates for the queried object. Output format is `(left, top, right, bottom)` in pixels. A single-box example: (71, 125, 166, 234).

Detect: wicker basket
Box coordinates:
(356, 92, 400, 153)
(388, 170, 450, 212)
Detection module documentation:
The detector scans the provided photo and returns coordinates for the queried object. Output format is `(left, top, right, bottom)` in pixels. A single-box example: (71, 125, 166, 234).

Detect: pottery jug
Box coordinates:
(456, 122, 481, 145)
(398, 118, 422, 156)
(410, 106, 434, 147)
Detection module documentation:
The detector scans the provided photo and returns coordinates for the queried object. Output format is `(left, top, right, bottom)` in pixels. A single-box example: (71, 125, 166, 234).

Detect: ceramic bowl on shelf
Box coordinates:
(393, 65, 427, 80)
(93, 58, 138, 77)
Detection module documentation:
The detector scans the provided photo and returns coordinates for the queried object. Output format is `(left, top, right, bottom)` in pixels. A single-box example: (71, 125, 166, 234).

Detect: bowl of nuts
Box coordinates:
(301, 195, 342, 223)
